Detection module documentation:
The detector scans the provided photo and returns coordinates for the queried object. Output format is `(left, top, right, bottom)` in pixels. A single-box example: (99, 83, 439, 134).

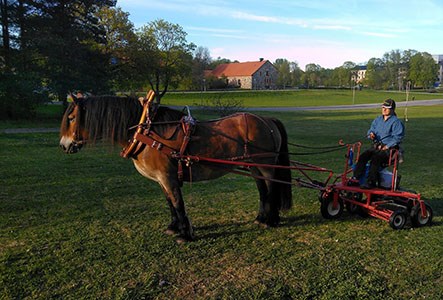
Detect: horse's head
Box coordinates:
(59, 96, 88, 154)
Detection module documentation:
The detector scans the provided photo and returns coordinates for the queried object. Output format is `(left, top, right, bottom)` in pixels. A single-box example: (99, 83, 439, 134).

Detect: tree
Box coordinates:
(96, 6, 137, 92)
(209, 57, 232, 69)
(133, 19, 196, 102)
(409, 52, 438, 89)
(1, 0, 117, 113)
(274, 58, 291, 89)
(304, 63, 322, 88)
(30, 0, 116, 101)
(183, 46, 211, 91)
(365, 58, 385, 89)
(1, 0, 45, 118)
(289, 61, 303, 87)
(1, 0, 11, 71)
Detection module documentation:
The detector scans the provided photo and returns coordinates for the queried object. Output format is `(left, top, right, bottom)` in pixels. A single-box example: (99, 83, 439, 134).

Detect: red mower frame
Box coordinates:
(317, 142, 433, 229)
(175, 141, 433, 230)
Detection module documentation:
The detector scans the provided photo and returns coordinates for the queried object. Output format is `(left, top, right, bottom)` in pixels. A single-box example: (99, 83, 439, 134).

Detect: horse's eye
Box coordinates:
(68, 116, 76, 123)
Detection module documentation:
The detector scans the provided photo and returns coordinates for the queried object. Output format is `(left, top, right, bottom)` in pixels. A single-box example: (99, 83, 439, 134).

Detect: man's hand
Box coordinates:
(369, 132, 375, 140)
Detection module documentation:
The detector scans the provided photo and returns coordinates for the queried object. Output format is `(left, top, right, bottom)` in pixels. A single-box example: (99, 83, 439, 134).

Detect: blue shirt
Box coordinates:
(367, 114, 405, 148)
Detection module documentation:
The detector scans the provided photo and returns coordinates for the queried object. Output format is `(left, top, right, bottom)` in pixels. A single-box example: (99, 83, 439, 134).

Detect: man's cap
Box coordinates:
(382, 98, 396, 110)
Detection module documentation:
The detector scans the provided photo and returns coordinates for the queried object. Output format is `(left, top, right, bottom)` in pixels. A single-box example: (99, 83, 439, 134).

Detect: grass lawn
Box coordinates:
(1, 92, 442, 299)
(160, 89, 443, 107)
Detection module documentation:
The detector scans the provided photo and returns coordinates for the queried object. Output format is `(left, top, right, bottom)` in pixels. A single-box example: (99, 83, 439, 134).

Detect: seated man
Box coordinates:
(353, 99, 405, 188)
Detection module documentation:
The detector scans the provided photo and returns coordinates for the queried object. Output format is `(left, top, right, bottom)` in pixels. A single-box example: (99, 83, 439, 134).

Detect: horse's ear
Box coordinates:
(67, 93, 75, 103)
(72, 94, 81, 105)
(72, 94, 86, 105)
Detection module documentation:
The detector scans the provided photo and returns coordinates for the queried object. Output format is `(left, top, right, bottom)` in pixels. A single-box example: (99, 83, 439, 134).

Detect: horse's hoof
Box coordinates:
(164, 229, 177, 236)
(176, 237, 188, 244)
(176, 235, 194, 244)
(254, 220, 270, 229)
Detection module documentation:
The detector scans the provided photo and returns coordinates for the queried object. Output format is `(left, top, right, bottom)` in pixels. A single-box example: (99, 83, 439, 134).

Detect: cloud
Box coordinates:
(312, 24, 352, 31)
(360, 31, 398, 38)
(230, 11, 280, 23)
(186, 26, 243, 34)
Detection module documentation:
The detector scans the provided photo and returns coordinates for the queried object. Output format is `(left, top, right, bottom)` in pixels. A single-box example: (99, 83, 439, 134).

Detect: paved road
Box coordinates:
(3, 99, 443, 134)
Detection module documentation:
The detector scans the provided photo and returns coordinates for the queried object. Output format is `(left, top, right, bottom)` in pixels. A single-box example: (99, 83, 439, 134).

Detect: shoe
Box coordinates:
(348, 177, 360, 186)
(360, 182, 376, 189)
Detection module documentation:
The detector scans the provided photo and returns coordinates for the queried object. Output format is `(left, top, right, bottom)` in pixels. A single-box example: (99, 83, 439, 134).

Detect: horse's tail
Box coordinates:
(272, 118, 293, 211)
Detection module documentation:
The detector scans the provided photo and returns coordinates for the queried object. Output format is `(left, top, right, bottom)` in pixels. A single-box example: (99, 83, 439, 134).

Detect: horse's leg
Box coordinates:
(159, 181, 194, 242)
(253, 175, 268, 225)
(161, 186, 180, 236)
(253, 168, 280, 227)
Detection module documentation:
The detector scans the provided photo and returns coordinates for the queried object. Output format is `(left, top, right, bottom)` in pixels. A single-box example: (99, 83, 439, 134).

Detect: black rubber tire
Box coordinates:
(320, 192, 343, 219)
(345, 201, 359, 214)
(344, 191, 363, 214)
(389, 209, 409, 230)
(411, 203, 433, 227)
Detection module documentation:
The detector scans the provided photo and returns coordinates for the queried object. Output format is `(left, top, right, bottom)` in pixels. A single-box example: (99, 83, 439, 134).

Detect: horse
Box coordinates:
(59, 95, 292, 242)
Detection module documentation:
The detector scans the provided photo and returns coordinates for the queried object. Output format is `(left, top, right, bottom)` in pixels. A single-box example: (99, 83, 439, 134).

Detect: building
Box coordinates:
(351, 66, 367, 83)
(433, 55, 443, 87)
(208, 59, 278, 90)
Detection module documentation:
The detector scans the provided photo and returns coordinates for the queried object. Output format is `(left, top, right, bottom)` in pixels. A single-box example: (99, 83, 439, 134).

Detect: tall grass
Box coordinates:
(0, 99, 442, 299)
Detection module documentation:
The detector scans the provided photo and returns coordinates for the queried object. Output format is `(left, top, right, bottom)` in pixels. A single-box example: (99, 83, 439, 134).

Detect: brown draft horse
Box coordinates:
(59, 95, 292, 242)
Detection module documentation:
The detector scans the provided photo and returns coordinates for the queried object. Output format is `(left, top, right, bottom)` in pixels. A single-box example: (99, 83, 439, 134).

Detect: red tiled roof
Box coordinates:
(210, 60, 269, 77)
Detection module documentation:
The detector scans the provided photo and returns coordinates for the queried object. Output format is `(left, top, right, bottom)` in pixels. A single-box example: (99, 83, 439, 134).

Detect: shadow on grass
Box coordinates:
(282, 212, 383, 229)
(191, 199, 440, 241)
(193, 213, 323, 241)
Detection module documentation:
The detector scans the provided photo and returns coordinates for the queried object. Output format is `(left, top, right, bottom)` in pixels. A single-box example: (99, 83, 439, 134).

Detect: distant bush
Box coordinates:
(0, 73, 44, 119)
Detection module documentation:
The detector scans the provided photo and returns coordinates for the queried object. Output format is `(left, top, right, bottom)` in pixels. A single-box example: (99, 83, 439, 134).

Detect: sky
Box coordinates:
(117, 0, 443, 70)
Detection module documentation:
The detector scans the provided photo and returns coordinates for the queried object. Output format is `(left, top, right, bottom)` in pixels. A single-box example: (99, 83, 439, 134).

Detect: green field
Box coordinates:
(1, 91, 442, 299)
(161, 89, 443, 107)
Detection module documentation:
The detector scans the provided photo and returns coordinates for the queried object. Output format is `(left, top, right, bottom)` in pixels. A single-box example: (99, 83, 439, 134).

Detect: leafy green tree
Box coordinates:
(30, 0, 116, 101)
(409, 52, 438, 89)
(1, 0, 117, 118)
(182, 46, 211, 91)
(1, 0, 45, 118)
(96, 6, 137, 92)
(274, 58, 291, 89)
(289, 61, 303, 87)
(129, 19, 195, 102)
(365, 58, 385, 89)
(304, 63, 322, 88)
(209, 57, 232, 69)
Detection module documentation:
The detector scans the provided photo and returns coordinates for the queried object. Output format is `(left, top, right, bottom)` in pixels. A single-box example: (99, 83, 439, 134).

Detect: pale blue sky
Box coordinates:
(117, 0, 443, 70)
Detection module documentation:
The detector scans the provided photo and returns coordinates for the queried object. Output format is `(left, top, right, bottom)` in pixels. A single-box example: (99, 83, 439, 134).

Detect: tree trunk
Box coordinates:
(1, 0, 11, 70)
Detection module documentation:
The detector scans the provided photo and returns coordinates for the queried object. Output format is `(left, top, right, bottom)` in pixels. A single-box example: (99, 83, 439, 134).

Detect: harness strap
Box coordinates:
(243, 113, 249, 157)
(132, 131, 178, 156)
(122, 106, 196, 185)
(120, 90, 155, 158)
(177, 119, 194, 182)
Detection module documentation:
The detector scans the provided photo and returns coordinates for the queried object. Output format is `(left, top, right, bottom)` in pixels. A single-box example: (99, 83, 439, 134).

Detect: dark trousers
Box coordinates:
(354, 147, 390, 185)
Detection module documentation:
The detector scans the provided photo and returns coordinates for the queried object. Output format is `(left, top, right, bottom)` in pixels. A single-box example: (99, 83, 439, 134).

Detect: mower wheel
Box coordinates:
(411, 203, 433, 227)
(389, 209, 409, 230)
(320, 192, 343, 219)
